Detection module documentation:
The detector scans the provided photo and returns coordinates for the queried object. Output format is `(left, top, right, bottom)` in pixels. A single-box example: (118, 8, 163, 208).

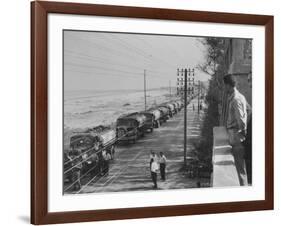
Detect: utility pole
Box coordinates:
(192, 70, 195, 99)
(144, 69, 147, 111)
(183, 68, 187, 167)
(197, 80, 200, 114)
(176, 68, 179, 96)
(169, 80, 171, 100)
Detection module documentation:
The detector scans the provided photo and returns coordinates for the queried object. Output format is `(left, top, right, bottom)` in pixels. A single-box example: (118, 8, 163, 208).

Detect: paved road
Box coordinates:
(78, 98, 206, 194)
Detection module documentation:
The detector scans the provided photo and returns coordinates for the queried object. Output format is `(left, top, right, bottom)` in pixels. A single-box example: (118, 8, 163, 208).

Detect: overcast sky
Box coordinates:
(64, 30, 210, 91)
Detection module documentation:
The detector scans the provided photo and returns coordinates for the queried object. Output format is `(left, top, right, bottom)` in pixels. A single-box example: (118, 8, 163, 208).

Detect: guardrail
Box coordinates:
(212, 126, 240, 187)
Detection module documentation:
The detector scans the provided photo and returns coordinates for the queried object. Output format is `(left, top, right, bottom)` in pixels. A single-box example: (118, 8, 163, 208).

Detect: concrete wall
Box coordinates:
(215, 39, 252, 185)
(228, 39, 252, 106)
(212, 126, 240, 187)
(220, 38, 252, 126)
(228, 39, 252, 76)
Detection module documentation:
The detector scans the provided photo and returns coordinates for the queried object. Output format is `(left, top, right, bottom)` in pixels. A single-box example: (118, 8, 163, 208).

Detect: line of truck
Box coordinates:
(63, 98, 189, 190)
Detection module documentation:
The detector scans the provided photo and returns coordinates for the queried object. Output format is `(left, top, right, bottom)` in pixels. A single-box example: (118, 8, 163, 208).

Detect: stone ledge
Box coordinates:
(212, 126, 240, 187)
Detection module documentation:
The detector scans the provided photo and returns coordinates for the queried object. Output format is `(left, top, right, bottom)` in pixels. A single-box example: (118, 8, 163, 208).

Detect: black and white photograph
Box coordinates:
(62, 30, 252, 195)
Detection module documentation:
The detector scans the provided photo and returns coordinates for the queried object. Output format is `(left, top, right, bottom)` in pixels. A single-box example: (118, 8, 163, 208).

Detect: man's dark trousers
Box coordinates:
(151, 172, 157, 188)
(160, 163, 166, 180)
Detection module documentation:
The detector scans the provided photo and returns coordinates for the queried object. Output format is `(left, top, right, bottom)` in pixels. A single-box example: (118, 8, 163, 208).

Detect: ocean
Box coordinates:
(64, 88, 173, 130)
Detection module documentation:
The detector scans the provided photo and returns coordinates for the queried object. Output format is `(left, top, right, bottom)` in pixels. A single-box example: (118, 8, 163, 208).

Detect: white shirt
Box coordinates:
(150, 154, 158, 162)
(151, 161, 159, 173)
(226, 88, 247, 131)
(159, 155, 167, 164)
(102, 150, 111, 160)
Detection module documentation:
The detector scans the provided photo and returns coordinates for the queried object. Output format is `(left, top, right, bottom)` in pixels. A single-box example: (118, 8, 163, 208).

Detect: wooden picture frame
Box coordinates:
(31, 1, 274, 224)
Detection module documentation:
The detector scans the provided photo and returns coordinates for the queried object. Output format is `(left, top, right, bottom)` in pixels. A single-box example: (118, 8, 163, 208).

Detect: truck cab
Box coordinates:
(69, 126, 116, 176)
(70, 133, 101, 175)
(116, 112, 146, 144)
(140, 111, 155, 133)
(157, 106, 170, 123)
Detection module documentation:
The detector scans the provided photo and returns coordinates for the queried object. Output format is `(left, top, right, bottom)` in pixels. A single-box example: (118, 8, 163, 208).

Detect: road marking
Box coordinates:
(87, 150, 144, 193)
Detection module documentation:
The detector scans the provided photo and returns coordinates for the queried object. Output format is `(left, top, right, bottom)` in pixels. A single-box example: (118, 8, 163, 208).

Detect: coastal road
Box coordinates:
(77, 98, 206, 194)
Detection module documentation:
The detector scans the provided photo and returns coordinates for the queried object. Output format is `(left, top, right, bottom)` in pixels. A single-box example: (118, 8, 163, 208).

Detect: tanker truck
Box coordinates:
(159, 103, 175, 118)
(69, 125, 116, 176)
(175, 100, 183, 111)
(116, 112, 146, 144)
(170, 100, 183, 113)
(157, 106, 170, 124)
(139, 108, 162, 132)
(165, 103, 176, 116)
(146, 108, 162, 128)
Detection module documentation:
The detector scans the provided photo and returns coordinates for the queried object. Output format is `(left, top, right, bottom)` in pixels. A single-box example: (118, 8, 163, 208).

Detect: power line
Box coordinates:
(99, 34, 153, 64)
(65, 49, 175, 78)
(64, 163, 100, 192)
(131, 35, 179, 68)
(64, 69, 141, 79)
(65, 61, 175, 80)
(65, 50, 149, 71)
(66, 50, 174, 77)
(64, 69, 177, 85)
(65, 62, 144, 76)
(66, 34, 153, 65)
(66, 33, 177, 72)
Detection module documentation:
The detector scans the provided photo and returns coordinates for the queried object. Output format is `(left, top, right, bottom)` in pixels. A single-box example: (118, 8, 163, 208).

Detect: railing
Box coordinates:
(212, 126, 240, 187)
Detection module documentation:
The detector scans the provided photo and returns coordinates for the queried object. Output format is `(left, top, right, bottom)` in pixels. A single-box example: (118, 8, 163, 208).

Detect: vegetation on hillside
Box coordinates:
(196, 38, 228, 163)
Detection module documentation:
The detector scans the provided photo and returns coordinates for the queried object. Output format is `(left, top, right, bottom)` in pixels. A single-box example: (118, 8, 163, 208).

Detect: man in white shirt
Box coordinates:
(223, 74, 248, 186)
(149, 150, 158, 168)
(150, 158, 159, 189)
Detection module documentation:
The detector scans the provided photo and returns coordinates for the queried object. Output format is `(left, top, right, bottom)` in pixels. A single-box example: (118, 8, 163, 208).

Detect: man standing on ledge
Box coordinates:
(223, 74, 248, 186)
